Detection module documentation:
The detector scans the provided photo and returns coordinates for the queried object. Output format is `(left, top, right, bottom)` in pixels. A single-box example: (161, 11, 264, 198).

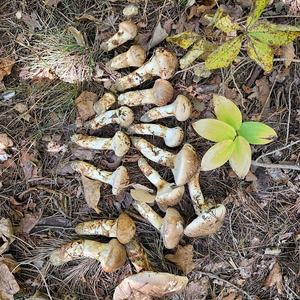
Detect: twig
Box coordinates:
(285, 80, 295, 145)
(196, 271, 253, 300)
(251, 160, 300, 171)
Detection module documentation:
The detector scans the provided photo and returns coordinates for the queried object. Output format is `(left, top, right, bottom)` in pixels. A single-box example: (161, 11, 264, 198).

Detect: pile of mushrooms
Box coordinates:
(49, 20, 227, 299)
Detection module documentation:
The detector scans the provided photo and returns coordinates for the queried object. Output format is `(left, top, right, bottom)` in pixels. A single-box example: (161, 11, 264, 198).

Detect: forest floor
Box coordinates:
(0, 0, 300, 299)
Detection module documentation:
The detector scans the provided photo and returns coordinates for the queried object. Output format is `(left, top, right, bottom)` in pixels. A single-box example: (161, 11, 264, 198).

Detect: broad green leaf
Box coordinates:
(213, 94, 242, 130)
(166, 31, 201, 50)
(201, 140, 235, 171)
(248, 23, 300, 46)
(192, 119, 236, 142)
(180, 39, 205, 69)
(229, 136, 251, 179)
(247, 35, 274, 73)
(205, 35, 243, 70)
(237, 122, 277, 145)
(246, 0, 270, 29)
(206, 14, 241, 33)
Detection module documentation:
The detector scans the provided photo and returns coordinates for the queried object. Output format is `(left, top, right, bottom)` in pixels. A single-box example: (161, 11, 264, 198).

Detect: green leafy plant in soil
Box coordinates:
(192, 95, 277, 179)
(167, 0, 300, 72)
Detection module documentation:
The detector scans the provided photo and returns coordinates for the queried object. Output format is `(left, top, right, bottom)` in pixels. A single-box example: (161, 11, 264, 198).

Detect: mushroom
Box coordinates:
(75, 213, 136, 244)
(127, 123, 184, 147)
(114, 47, 178, 91)
(113, 271, 188, 300)
(84, 106, 134, 130)
(71, 131, 131, 157)
(100, 21, 138, 52)
(93, 93, 116, 115)
(50, 239, 126, 273)
(140, 94, 193, 122)
(137, 158, 184, 206)
(131, 137, 199, 186)
(118, 79, 173, 107)
(71, 160, 129, 195)
(124, 239, 153, 272)
(184, 171, 226, 237)
(131, 200, 184, 249)
(107, 45, 146, 70)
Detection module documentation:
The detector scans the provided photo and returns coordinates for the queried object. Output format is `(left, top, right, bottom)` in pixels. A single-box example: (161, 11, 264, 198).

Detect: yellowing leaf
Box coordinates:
(166, 31, 201, 50)
(180, 39, 205, 68)
(246, 0, 270, 29)
(213, 94, 242, 130)
(229, 136, 251, 179)
(68, 26, 86, 48)
(248, 23, 300, 46)
(206, 14, 241, 33)
(192, 119, 236, 142)
(247, 35, 274, 73)
(201, 140, 235, 171)
(237, 122, 277, 145)
(205, 35, 243, 70)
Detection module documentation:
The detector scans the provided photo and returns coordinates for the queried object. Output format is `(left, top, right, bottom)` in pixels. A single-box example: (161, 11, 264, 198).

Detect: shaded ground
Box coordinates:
(0, 0, 300, 299)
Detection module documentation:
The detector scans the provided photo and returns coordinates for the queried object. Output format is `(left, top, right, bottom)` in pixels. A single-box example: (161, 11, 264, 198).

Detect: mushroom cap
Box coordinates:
(184, 204, 226, 237)
(102, 239, 127, 272)
(125, 45, 147, 68)
(116, 213, 136, 244)
(152, 79, 174, 106)
(172, 143, 200, 186)
(156, 184, 184, 206)
(160, 208, 184, 249)
(111, 166, 130, 195)
(114, 106, 135, 127)
(113, 271, 188, 300)
(173, 95, 193, 121)
(112, 131, 131, 157)
(164, 126, 184, 147)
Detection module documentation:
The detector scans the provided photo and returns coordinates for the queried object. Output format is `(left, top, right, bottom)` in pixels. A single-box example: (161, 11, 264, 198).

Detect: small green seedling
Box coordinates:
(192, 95, 277, 178)
(167, 0, 300, 72)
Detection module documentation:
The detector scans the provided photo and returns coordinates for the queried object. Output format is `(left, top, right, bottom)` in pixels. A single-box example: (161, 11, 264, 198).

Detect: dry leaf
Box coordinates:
(185, 277, 210, 300)
(0, 218, 15, 255)
(14, 103, 31, 122)
(255, 76, 270, 108)
(263, 262, 284, 293)
(17, 11, 42, 31)
(281, 42, 295, 68)
(130, 189, 155, 203)
(81, 175, 102, 214)
(68, 27, 86, 48)
(0, 134, 13, 151)
(165, 245, 195, 274)
(74, 91, 98, 121)
(74, 14, 97, 22)
(45, 0, 60, 7)
(0, 262, 20, 300)
(0, 254, 21, 274)
(20, 151, 40, 180)
(148, 23, 168, 50)
(239, 257, 255, 279)
(15, 210, 42, 234)
(0, 58, 15, 81)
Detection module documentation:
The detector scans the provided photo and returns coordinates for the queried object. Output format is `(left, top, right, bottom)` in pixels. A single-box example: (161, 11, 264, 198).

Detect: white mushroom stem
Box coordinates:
(71, 160, 129, 195)
(138, 158, 184, 206)
(114, 47, 178, 91)
(71, 131, 130, 157)
(93, 93, 116, 115)
(85, 106, 134, 130)
(131, 137, 199, 186)
(100, 21, 138, 52)
(187, 171, 205, 215)
(118, 79, 173, 107)
(50, 239, 126, 272)
(107, 45, 146, 70)
(127, 123, 184, 147)
(140, 95, 193, 122)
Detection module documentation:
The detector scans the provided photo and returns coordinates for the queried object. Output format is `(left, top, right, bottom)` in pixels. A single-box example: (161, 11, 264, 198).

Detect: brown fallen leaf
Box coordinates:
(68, 27, 86, 48)
(0, 58, 15, 81)
(45, 0, 61, 7)
(263, 262, 284, 293)
(16, 11, 42, 31)
(15, 209, 42, 234)
(0, 262, 20, 300)
(148, 22, 168, 50)
(165, 245, 195, 274)
(20, 151, 40, 181)
(0, 254, 21, 274)
(185, 276, 210, 300)
(0, 218, 15, 255)
(81, 175, 102, 214)
(281, 42, 295, 69)
(0, 134, 13, 151)
(14, 103, 31, 122)
(74, 91, 98, 121)
(75, 14, 97, 22)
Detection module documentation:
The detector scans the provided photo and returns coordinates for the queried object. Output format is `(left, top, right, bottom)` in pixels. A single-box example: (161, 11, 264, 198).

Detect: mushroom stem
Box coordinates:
(50, 239, 126, 272)
(71, 160, 129, 195)
(85, 106, 134, 130)
(118, 79, 173, 107)
(107, 45, 146, 70)
(187, 171, 205, 215)
(114, 47, 178, 91)
(93, 93, 116, 115)
(140, 95, 192, 122)
(71, 131, 131, 157)
(127, 123, 184, 147)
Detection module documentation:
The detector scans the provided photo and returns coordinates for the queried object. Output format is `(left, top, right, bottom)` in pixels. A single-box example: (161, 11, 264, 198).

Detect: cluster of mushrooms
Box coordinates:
(49, 21, 227, 299)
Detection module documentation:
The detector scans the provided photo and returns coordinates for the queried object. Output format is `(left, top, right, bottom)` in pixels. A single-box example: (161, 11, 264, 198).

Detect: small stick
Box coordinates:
(251, 160, 300, 171)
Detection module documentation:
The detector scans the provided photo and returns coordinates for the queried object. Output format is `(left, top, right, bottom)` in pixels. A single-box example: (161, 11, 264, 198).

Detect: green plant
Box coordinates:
(167, 0, 300, 72)
(192, 95, 277, 178)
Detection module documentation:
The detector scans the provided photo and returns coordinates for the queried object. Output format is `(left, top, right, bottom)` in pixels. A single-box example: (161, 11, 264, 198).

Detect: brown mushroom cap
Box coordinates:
(116, 213, 136, 244)
(113, 271, 188, 300)
(102, 239, 127, 272)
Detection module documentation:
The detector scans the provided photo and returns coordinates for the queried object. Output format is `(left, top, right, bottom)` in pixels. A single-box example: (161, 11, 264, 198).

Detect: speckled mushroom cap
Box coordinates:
(116, 213, 136, 244)
(113, 271, 188, 300)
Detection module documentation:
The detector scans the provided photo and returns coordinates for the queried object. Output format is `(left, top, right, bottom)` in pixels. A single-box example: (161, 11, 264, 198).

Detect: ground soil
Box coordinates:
(0, 0, 300, 299)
